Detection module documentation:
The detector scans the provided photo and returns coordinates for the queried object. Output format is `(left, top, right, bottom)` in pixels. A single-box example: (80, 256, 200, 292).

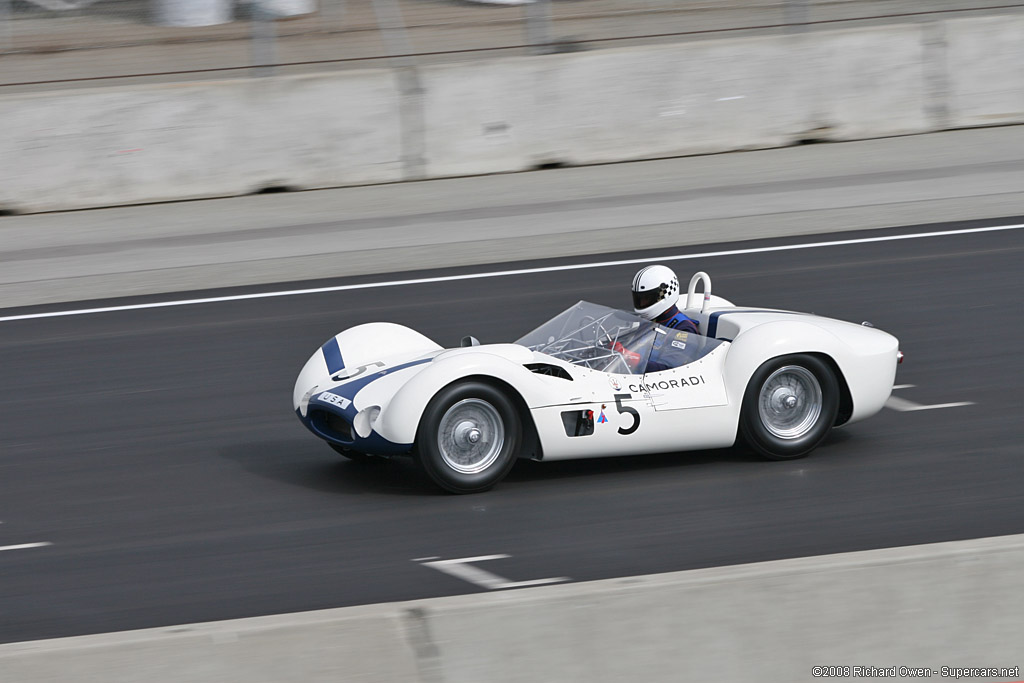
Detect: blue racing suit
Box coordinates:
(611, 306, 702, 373)
(647, 306, 700, 373)
(653, 305, 699, 334)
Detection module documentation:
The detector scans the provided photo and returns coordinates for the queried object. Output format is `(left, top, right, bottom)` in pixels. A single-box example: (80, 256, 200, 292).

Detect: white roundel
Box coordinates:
(632, 265, 679, 320)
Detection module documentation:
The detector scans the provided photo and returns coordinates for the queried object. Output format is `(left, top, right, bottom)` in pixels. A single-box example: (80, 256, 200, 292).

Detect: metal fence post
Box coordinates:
(326, 0, 346, 27)
(0, 0, 11, 55)
(371, 0, 414, 65)
(525, 0, 552, 54)
(251, 1, 277, 77)
(784, 0, 809, 32)
(371, 0, 425, 180)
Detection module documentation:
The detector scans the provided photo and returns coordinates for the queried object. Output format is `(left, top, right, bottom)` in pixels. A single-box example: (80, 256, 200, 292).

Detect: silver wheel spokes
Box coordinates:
(437, 398, 505, 474)
(758, 365, 823, 440)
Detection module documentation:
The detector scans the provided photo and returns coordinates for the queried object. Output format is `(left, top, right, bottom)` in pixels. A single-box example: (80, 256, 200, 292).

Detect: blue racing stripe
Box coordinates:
(303, 357, 434, 455)
(706, 312, 728, 338)
(321, 337, 345, 374)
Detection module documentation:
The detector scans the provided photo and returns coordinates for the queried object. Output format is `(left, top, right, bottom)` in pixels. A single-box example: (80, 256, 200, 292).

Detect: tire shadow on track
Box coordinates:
(504, 445, 761, 485)
(217, 440, 441, 497)
(217, 431, 855, 496)
(504, 428, 858, 485)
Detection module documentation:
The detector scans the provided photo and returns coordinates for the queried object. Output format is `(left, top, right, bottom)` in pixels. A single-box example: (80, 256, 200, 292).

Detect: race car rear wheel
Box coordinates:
(740, 354, 839, 461)
(415, 381, 521, 493)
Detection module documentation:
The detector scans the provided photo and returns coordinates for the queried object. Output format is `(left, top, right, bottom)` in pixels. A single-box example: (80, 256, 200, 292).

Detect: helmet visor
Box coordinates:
(632, 287, 663, 311)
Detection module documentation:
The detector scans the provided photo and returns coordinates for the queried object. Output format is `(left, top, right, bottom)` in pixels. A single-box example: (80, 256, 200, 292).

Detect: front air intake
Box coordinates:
(310, 410, 353, 442)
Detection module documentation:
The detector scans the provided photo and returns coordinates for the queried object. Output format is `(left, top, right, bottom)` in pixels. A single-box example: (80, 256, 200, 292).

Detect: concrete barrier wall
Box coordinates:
(2, 534, 1022, 683)
(2, 16, 1024, 213)
(0, 72, 405, 212)
(421, 25, 931, 176)
(946, 16, 1024, 127)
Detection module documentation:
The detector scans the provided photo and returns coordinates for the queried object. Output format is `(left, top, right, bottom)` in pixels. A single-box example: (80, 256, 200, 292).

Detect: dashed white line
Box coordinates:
(0, 542, 52, 552)
(0, 223, 1021, 323)
(418, 555, 570, 591)
(887, 385, 974, 412)
(885, 396, 974, 412)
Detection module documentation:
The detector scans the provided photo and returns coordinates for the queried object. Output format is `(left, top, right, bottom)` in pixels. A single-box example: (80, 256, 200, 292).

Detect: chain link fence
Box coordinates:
(0, 0, 1020, 87)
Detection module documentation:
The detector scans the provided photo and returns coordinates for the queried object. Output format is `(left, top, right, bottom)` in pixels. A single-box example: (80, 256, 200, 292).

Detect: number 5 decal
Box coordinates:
(331, 361, 385, 382)
(614, 393, 640, 435)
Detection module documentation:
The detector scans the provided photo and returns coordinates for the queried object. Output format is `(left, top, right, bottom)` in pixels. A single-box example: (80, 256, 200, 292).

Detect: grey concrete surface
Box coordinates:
(2, 534, 1022, 682)
(947, 16, 1024, 127)
(420, 24, 931, 174)
(4, 15, 1024, 214)
(2, 124, 1024, 309)
(0, 69, 406, 212)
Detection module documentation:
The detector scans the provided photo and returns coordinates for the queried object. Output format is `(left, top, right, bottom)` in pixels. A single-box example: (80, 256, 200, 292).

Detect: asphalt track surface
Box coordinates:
(1, 219, 1022, 645)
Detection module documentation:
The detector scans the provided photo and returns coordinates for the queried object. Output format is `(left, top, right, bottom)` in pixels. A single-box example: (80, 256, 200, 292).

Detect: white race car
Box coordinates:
(293, 272, 901, 493)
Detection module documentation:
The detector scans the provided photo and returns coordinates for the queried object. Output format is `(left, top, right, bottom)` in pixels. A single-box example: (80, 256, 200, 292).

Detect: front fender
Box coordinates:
(292, 322, 442, 414)
(374, 350, 568, 446)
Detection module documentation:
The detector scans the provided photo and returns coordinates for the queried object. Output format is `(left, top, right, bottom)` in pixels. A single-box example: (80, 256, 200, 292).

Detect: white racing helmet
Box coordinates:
(631, 265, 679, 320)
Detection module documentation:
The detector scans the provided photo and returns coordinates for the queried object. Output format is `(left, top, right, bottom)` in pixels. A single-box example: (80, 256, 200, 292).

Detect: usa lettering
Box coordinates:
(318, 392, 352, 409)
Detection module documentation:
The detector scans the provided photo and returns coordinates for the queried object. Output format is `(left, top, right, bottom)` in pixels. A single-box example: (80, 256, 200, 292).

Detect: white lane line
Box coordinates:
(892, 384, 915, 390)
(417, 555, 570, 591)
(0, 542, 52, 552)
(1, 222, 1021, 323)
(885, 396, 975, 412)
(411, 556, 441, 562)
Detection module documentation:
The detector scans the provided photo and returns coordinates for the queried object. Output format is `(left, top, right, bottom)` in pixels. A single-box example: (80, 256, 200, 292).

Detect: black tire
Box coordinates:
(328, 443, 371, 462)
(739, 354, 839, 461)
(414, 381, 521, 494)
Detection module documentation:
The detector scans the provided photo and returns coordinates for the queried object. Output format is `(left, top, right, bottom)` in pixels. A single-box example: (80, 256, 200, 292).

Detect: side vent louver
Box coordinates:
(524, 363, 573, 380)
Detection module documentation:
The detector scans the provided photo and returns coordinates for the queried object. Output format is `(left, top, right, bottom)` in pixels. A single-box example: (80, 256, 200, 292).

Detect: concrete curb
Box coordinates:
(2, 534, 1022, 682)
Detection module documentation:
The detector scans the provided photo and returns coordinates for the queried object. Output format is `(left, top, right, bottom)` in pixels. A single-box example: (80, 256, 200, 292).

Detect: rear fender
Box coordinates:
(724, 319, 897, 423)
(722, 320, 848, 410)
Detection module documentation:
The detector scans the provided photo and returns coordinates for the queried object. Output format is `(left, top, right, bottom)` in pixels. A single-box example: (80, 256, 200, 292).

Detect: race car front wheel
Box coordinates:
(739, 354, 839, 461)
(415, 381, 521, 493)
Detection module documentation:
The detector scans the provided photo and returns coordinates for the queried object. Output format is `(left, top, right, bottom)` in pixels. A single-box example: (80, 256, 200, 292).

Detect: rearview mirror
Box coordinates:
(461, 335, 481, 347)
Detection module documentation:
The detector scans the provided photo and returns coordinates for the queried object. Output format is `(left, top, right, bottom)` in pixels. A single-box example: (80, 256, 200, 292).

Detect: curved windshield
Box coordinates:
(516, 302, 655, 375)
(516, 301, 725, 375)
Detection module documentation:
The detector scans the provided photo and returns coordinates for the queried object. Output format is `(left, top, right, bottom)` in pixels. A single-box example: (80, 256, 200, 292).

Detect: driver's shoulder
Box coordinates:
(661, 311, 699, 332)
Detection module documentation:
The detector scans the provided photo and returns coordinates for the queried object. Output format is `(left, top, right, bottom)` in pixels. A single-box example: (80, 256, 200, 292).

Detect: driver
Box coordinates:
(605, 265, 701, 373)
(631, 265, 699, 334)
